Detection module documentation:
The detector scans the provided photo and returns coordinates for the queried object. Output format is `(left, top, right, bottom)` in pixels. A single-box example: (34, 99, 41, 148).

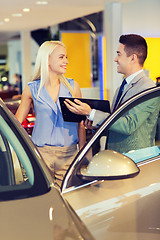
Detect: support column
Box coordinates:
(20, 31, 31, 90)
(104, 2, 122, 101)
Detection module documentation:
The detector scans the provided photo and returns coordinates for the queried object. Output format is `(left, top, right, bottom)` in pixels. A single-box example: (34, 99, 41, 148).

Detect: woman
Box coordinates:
(15, 40, 86, 185)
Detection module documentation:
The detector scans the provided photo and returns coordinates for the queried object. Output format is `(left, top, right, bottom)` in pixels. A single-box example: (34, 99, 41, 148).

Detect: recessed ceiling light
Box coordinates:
(12, 13, 22, 17)
(2, 77, 7, 82)
(36, 1, 48, 5)
(4, 18, 10, 22)
(23, 8, 30, 12)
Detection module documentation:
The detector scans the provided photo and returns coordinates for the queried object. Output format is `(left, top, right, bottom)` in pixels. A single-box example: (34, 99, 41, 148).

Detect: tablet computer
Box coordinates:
(59, 97, 110, 122)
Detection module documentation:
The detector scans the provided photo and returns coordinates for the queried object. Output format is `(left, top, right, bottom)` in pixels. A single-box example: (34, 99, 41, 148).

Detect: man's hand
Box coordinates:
(83, 118, 97, 130)
(64, 99, 91, 115)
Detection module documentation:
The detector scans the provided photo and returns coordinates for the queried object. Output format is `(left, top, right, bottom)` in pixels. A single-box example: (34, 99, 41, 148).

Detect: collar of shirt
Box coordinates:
(125, 69, 143, 86)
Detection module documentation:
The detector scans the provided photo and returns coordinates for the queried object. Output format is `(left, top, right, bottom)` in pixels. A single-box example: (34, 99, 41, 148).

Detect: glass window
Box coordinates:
(106, 96, 160, 162)
(0, 105, 50, 200)
(0, 115, 34, 189)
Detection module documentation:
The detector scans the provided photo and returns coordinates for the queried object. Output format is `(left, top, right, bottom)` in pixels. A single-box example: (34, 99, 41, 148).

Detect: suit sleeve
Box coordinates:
(109, 97, 160, 135)
(92, 110, 110, 127)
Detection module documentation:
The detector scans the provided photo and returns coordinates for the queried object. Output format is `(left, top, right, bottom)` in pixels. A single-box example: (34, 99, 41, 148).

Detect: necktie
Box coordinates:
(113, 79, 127, 111)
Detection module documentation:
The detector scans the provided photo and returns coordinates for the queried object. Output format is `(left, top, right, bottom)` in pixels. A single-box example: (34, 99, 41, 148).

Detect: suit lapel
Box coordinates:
(112, 71, 145, 111)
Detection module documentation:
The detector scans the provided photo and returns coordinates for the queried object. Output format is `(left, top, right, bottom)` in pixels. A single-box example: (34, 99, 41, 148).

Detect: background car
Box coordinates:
(0, 99, 94, 240)
(4, 97, 35, 135)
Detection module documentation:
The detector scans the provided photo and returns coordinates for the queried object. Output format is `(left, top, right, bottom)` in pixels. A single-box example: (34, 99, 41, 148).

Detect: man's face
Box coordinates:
(114, 43, 132, 77)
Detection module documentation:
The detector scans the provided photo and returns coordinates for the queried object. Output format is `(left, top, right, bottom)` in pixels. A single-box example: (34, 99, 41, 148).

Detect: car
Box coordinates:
(60, 86, 160, 240)
(1, 86, 160, 240)
(4, 97, 35, 135)
(0, 99, 94, 240)
(0, 89, 18, 99)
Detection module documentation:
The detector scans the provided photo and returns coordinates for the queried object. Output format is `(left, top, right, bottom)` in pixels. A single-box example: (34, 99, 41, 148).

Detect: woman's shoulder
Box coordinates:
(66, 77, 74, 84)
(73, 81, 81, 97)
(27, 79, 41, 96)
(28, 79, 40, 89)
(66, 78, 76, 89)
(66, 78, 79, 86)
(65, 78, 81, 96)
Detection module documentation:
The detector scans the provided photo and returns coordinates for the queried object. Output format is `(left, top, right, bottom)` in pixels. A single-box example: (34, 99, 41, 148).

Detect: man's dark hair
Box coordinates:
(119, 34, 147, 66)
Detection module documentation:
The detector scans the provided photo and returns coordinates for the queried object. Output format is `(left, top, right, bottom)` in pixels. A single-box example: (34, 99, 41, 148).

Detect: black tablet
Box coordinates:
(59, 97, 110, 122)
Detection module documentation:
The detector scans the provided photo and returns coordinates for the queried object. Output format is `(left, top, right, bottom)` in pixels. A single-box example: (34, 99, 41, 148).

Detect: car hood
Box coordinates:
(0, 186, 94, 240)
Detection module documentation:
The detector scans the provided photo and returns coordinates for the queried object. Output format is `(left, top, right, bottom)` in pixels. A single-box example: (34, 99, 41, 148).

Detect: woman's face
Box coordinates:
(48, 45, 68, 75)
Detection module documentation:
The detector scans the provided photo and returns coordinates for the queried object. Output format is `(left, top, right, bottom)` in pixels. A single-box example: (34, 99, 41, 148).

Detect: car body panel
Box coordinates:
(63, 158, 160, 240)
(0, 187, 93, 240)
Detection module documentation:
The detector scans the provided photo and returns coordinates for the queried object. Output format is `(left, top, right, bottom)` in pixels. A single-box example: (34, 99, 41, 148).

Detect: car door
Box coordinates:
(0, 99, 94, 240)
(62, 86, 160, 240)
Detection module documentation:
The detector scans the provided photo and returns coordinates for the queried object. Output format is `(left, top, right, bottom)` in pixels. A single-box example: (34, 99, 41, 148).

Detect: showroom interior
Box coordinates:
(1, 1, 160, 239)
(0, 0, 160, 102)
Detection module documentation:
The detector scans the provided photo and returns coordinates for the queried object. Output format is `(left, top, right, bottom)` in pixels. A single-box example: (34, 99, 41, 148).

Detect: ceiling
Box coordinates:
(0, 0, 131, 44)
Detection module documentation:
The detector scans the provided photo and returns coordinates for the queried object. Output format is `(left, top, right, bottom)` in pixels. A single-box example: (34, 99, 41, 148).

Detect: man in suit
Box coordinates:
(65, 34, 159, 153)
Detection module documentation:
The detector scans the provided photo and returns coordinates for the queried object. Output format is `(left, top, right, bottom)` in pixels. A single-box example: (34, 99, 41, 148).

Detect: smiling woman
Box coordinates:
(14, 40, 86, 186)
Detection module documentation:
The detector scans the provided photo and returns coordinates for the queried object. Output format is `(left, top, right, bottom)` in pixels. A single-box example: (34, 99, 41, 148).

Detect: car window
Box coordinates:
(91, 96, 160, 161)
(0, 104, 50, 200)
(0, 114, 34, 187)
(106, 96, 160, 158)
(62, 88, 160, 190)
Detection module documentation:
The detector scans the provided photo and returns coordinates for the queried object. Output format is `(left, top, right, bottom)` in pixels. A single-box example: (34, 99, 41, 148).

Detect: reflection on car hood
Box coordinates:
(0, 187, 94, 240)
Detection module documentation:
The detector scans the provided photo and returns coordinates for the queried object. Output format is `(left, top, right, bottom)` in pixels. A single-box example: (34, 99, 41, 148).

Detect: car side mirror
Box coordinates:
(78, 150, 140, 181)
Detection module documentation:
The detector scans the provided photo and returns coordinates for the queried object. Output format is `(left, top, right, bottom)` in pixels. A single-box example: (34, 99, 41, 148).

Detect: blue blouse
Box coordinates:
(28, 79, 79, 147)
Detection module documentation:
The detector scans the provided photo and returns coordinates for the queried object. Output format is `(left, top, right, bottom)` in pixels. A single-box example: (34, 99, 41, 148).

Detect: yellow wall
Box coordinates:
(61, 32, 92, 88)
(60, 35, 160, 89)
(144, 38, 160, 82)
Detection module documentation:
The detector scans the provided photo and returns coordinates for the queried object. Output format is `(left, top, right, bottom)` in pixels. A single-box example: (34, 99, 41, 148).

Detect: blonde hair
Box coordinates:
(32, 40, 74, 98)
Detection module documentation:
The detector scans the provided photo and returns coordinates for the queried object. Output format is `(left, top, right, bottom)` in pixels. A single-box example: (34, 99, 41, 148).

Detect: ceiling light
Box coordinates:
(12, 13, 22, 17)
(4, 18, 10, 22)
(2, 77, 7, 82)
(36, 1, 48, 5)
(23, 8, 30, 12)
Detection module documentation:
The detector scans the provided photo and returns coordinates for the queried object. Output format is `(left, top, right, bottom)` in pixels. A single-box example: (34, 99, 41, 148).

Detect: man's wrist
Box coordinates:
(86, 109, 96, 121)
